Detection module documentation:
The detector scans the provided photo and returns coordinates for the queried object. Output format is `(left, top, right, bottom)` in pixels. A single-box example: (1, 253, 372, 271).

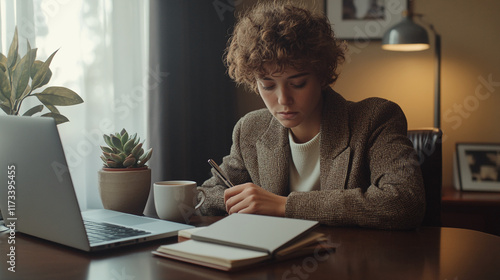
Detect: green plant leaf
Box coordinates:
(35, 86, 83, 106)
(44, 103, 60, 114)
(109, 153, 123, 163)
(110, 135, 123, 151)
(123, 138, 135, 154)
(129, 133, 137, 143)
(0, 53, 7, 72)
(131, 142, 143, 159)
(0, 69, 11, 103)
(137, 148, 144, 159)
(41, 112, 69, 125)
(106, 161, 120, 168)
(32, 49, 57, 89)
(7, 27, 18, 70)
(102, 152, 113, 160)
(0, 103, 11, 114)
(22, 104, 44, 116)
(123, 155, 136, 167)
(100, 147, 113, 154)
(103, 134, 113, 148)
(12, 47, 36, 100)
(138, 148, 152, 167)
(121, 130, 129, 146)
(30, 60, 52, 90)
(18, 84, 31, 101)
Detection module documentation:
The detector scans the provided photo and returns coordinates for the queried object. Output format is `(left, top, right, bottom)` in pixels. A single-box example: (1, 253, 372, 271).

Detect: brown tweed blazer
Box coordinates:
(199, 88, 425, 230)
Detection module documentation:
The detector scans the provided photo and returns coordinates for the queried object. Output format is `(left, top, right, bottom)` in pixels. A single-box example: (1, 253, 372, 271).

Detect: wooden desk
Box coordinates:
(442, 186, 500, 235)
(2, 216, 500, 280)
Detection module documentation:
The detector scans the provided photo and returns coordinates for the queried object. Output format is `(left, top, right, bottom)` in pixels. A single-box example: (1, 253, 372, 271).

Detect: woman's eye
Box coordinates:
(291, 81, 306, 89)
(261, 84, 275, 90)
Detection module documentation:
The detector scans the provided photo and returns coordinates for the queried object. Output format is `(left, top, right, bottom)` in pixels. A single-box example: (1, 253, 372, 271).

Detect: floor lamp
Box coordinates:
(381, 10, 441, 129)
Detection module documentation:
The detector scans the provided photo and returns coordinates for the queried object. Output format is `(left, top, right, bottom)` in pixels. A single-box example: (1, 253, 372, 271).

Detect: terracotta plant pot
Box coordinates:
(98, 167, 151, 215)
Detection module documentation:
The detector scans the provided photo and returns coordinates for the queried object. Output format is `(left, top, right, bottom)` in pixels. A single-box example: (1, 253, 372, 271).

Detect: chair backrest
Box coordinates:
(407, 128, 443, 227)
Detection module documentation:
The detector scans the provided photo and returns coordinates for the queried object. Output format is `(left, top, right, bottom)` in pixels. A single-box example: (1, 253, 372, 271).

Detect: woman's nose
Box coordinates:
(277, 87, 293, 106)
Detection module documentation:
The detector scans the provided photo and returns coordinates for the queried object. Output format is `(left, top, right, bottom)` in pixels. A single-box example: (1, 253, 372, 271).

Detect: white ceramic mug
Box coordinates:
(154, 180, 206, 223)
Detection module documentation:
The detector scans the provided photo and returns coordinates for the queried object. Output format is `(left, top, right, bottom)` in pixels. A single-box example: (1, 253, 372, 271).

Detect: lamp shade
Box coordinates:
(382, 16, 430, 51)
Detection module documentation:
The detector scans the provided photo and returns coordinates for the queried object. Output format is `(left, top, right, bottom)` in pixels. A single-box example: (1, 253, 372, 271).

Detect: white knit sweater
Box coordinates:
(288, 131, 321, 192)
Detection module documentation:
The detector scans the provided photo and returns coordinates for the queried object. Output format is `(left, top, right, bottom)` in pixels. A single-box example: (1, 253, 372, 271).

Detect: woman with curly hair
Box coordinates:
(198, 1, 425, 230)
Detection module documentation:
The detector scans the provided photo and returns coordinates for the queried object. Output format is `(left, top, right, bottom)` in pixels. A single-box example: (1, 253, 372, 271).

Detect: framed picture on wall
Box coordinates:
(454, 143, 500, 192)
(326, 0, 407, 40)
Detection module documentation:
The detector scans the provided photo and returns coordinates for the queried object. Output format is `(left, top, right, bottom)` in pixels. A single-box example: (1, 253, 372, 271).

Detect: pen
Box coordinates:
(208, 159, 234, 188)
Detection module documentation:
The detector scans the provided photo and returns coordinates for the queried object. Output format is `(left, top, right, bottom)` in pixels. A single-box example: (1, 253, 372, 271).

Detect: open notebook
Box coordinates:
(153, 214, 337, 271)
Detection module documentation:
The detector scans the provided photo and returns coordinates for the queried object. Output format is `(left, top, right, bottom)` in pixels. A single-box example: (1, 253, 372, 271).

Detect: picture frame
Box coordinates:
(454, 143, 500, 192)
(326, 0, 407, 40)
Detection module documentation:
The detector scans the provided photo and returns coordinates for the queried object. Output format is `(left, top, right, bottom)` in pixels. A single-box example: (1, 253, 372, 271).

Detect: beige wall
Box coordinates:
(236, 0, 500, 188)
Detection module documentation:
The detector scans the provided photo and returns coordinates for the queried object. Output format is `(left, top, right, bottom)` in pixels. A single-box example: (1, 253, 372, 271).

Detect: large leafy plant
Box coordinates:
(0, 27, 83, 124)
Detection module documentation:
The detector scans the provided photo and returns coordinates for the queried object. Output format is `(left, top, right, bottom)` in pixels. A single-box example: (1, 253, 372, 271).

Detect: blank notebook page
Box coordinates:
(158, 240, 269, 266)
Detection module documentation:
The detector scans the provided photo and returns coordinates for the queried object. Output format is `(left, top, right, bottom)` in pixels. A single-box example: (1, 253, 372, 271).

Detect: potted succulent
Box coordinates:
(0, 27, 83, 124)
(98, 129, 153, 215)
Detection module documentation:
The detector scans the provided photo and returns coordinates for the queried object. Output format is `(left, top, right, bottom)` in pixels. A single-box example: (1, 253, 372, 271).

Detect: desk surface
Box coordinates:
(2, 216, 500, 280)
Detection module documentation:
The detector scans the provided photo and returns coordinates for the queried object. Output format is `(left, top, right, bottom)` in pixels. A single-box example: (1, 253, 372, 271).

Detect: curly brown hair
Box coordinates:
(224, 1, 345, 93)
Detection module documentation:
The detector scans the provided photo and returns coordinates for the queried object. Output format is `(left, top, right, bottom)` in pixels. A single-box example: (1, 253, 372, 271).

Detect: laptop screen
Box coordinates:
(0, 116, 89, 249)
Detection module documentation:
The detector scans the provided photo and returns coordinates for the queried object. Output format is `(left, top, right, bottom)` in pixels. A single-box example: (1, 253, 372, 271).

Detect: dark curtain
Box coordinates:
(145, 0, 237, 216)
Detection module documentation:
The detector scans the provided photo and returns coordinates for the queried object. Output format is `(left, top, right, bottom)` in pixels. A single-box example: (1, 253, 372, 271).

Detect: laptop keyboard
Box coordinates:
(84, 220, 151, 244)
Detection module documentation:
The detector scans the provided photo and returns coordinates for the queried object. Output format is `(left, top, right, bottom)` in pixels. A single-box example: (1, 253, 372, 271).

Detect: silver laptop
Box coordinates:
(0, 115, 193, 251)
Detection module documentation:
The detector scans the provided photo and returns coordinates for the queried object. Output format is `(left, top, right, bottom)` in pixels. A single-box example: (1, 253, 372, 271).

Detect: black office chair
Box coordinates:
(407, 128, 443, 227)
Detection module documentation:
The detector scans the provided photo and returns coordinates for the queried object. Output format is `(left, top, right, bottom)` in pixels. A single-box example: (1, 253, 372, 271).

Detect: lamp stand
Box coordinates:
(431, 26, 441, 129)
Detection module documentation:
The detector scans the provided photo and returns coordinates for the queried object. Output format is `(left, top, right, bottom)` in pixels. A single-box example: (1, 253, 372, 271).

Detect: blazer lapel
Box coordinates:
(256, 118, 290, 196)
(320, 89, 352, 190)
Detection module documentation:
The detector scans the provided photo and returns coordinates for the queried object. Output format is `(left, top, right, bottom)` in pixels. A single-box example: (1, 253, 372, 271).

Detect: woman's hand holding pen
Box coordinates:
(224, 183, 286, 217)
(208, 159, 286, 217)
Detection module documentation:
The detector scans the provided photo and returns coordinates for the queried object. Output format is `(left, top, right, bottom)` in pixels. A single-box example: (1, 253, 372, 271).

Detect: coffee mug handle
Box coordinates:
(194, 189, 206, 210)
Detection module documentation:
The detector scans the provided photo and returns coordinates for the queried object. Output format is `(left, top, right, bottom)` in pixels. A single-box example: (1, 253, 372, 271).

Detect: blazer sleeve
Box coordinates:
(197, 117, 252, 216)
(285, 100, 426, 230)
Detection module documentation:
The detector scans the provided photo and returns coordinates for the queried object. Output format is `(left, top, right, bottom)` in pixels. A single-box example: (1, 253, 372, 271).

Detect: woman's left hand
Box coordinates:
(224, 183, 287, 217)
